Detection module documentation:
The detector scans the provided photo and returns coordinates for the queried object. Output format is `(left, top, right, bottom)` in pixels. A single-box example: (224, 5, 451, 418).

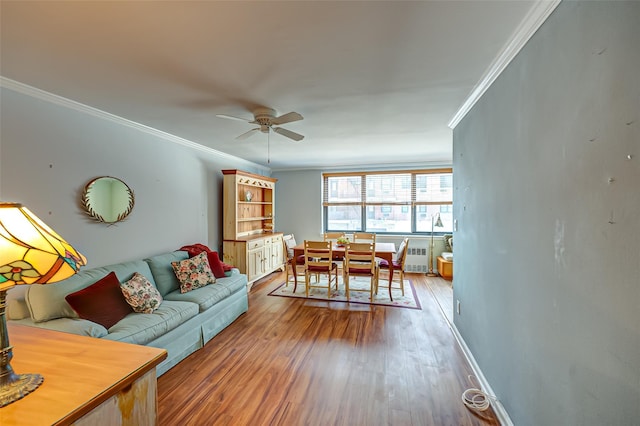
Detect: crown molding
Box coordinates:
(271, 160, 452, 173)
(0, 76, 265, 170)
(448, 0, 562, 129)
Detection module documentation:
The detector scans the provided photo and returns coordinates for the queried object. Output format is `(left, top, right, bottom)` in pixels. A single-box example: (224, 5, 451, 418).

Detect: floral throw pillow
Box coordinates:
(120, 272, 163, 314)
(171, 251, 216, 293)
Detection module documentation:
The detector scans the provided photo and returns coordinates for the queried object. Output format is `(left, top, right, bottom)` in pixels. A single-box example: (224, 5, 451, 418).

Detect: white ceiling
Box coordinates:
(1, 1, 539, 170)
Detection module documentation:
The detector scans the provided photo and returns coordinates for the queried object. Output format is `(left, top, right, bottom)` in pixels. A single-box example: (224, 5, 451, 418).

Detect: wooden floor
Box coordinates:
(157, 272, 498, 426)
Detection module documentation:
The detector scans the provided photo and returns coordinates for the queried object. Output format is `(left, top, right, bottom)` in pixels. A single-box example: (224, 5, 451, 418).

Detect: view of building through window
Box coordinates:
(323, 169, 453, 234)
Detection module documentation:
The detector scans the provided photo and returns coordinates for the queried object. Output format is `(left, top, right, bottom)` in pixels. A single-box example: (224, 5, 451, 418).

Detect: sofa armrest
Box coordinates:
(225, 268, 241, 277)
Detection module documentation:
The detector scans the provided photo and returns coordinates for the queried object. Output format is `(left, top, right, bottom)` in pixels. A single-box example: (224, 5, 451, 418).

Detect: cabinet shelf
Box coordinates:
(238, 217, 273, 222)
(238, 201, 271, 205)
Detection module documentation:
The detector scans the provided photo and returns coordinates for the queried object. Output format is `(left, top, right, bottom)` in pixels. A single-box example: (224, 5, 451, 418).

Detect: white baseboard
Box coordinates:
(450, 322, 514, 426)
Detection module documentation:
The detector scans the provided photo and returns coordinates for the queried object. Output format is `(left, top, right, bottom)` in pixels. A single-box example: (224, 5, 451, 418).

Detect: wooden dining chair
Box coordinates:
(342, 242, 378, 302)
(323, 232, 347, 271)
(283, 234, 306, 292)
(378, 237, 409, 298)
(353, 232, 376, 244)
(323, 232, 346, 243)
(303, 240, 339, 298)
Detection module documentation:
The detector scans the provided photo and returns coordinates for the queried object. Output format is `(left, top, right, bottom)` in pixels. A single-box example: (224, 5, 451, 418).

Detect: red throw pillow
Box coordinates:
(206, 251, 226, 278)
(65, 271, 133, 329)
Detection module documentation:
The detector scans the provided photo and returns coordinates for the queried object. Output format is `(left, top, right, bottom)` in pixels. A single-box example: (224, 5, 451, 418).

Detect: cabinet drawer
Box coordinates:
(248, 239, 264, 249)
(271, 235, 283, 243)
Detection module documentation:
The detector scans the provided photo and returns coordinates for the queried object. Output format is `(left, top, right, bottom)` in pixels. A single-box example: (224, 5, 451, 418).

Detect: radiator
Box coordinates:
(405, 238, 429, 273)
(371, 235, 443, 273)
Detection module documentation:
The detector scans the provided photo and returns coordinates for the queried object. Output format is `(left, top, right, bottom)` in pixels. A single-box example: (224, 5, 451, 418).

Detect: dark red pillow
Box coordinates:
(206, 251, 226, 278)
(65, 271, 133, 329)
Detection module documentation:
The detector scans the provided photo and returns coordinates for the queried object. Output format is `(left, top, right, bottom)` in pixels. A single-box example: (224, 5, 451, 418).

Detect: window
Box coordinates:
(323, 169, 453, 234)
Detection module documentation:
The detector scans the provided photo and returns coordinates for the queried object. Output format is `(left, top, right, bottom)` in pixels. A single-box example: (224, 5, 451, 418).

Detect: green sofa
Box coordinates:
(7, 250, 248, 376)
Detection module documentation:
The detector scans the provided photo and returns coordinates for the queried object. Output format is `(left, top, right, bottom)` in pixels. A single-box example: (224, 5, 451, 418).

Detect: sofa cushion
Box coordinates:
(163, 272, 247, 312)
(213, 273, 248, 295)
(104, 300, 198, 345)
(120, 272, 163, 314)
(145, 251, 189, 296)
(7, 286, 30, 320)
(171, 252, 216, 293)
(163, 285, 230, 312)
(11, 317, 109, 338)
(65, 271, 133, 329)
(25, 259, 153, 323)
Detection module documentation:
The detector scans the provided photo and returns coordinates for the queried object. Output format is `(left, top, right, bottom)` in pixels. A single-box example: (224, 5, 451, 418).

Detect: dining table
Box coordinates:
(290, 241, 397, 297)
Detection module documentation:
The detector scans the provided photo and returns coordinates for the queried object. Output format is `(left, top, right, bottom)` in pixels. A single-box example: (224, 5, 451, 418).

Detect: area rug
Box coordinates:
(268, 276, 421, 309)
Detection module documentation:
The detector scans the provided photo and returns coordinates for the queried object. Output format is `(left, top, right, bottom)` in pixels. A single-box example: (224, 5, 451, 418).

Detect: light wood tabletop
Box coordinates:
(1, 324, 167, 425)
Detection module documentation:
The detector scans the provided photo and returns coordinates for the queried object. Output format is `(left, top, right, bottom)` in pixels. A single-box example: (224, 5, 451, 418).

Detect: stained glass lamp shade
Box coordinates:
(0, 202, 86, 407)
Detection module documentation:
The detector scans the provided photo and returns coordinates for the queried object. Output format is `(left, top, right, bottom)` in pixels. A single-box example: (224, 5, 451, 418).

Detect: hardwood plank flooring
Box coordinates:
(157, 272, 498, 426)
(426, 275, 455, 325)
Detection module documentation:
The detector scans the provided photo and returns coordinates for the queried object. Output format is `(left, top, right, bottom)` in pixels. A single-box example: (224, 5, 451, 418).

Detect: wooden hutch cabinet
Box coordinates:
(222, 170, 284, 289)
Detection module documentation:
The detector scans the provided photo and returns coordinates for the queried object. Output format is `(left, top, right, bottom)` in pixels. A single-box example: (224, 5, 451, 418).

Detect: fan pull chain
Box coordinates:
(267, 129, 271, 164)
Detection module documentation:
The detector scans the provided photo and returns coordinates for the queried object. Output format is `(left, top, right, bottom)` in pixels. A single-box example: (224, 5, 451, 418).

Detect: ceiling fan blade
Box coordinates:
(271, 111, 303, 125)
(216, 113, 252, 122)
(273, 127, 304, 141)
(236, 128, 260, 140)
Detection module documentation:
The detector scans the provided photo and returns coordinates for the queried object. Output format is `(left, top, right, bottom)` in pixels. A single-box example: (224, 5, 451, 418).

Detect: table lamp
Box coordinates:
(0, 202, 86, 407)
(426, 212, 443, 277)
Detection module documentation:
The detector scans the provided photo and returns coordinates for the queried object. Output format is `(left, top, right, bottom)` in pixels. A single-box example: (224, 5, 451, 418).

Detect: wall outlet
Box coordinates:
(456, 300, 461, 315)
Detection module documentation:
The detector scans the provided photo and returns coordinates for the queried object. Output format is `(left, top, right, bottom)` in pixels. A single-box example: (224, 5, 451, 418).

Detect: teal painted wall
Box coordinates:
(0, 85, 268, 267)
(452, 2, 639, 424)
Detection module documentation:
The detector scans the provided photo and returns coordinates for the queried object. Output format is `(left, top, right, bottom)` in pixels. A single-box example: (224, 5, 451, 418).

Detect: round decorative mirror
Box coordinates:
(81, 176, 134, 224)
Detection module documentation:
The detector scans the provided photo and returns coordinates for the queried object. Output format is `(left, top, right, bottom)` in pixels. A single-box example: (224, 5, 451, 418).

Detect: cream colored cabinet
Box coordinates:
(248, 243, 265, 280)
(224, 234, 284, 289)
(269, 234, 283, 271)
(222, 170, 284, 289)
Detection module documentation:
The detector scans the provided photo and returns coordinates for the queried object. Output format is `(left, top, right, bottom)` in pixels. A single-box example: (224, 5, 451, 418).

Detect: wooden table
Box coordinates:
(0, 324, 167, 426)
(291, 241, 396, 295)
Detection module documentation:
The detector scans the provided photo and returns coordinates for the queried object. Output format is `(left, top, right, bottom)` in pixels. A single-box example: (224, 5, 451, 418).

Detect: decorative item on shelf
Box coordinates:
(336, 237, 350, 247)
(0, 202, 87, 407)
(427, 212, 444, 277)
(244, 190, 253, 202)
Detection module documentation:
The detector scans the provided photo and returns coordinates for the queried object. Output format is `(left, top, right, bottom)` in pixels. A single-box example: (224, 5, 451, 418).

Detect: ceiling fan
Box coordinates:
(216, 107, 304, 141)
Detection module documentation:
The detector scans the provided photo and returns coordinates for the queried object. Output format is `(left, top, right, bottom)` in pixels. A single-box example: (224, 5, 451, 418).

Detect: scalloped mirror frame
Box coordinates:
(81, 176, 134, 224)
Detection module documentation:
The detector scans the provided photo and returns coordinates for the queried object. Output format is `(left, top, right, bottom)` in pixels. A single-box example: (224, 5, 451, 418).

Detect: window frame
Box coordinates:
(323, 168, 453, 235)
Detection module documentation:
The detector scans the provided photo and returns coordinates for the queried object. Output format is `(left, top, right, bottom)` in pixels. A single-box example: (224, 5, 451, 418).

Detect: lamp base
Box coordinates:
(426, 273, 439, 277)
(1, 287, 45, 407)
(0, 372, 43, 407)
